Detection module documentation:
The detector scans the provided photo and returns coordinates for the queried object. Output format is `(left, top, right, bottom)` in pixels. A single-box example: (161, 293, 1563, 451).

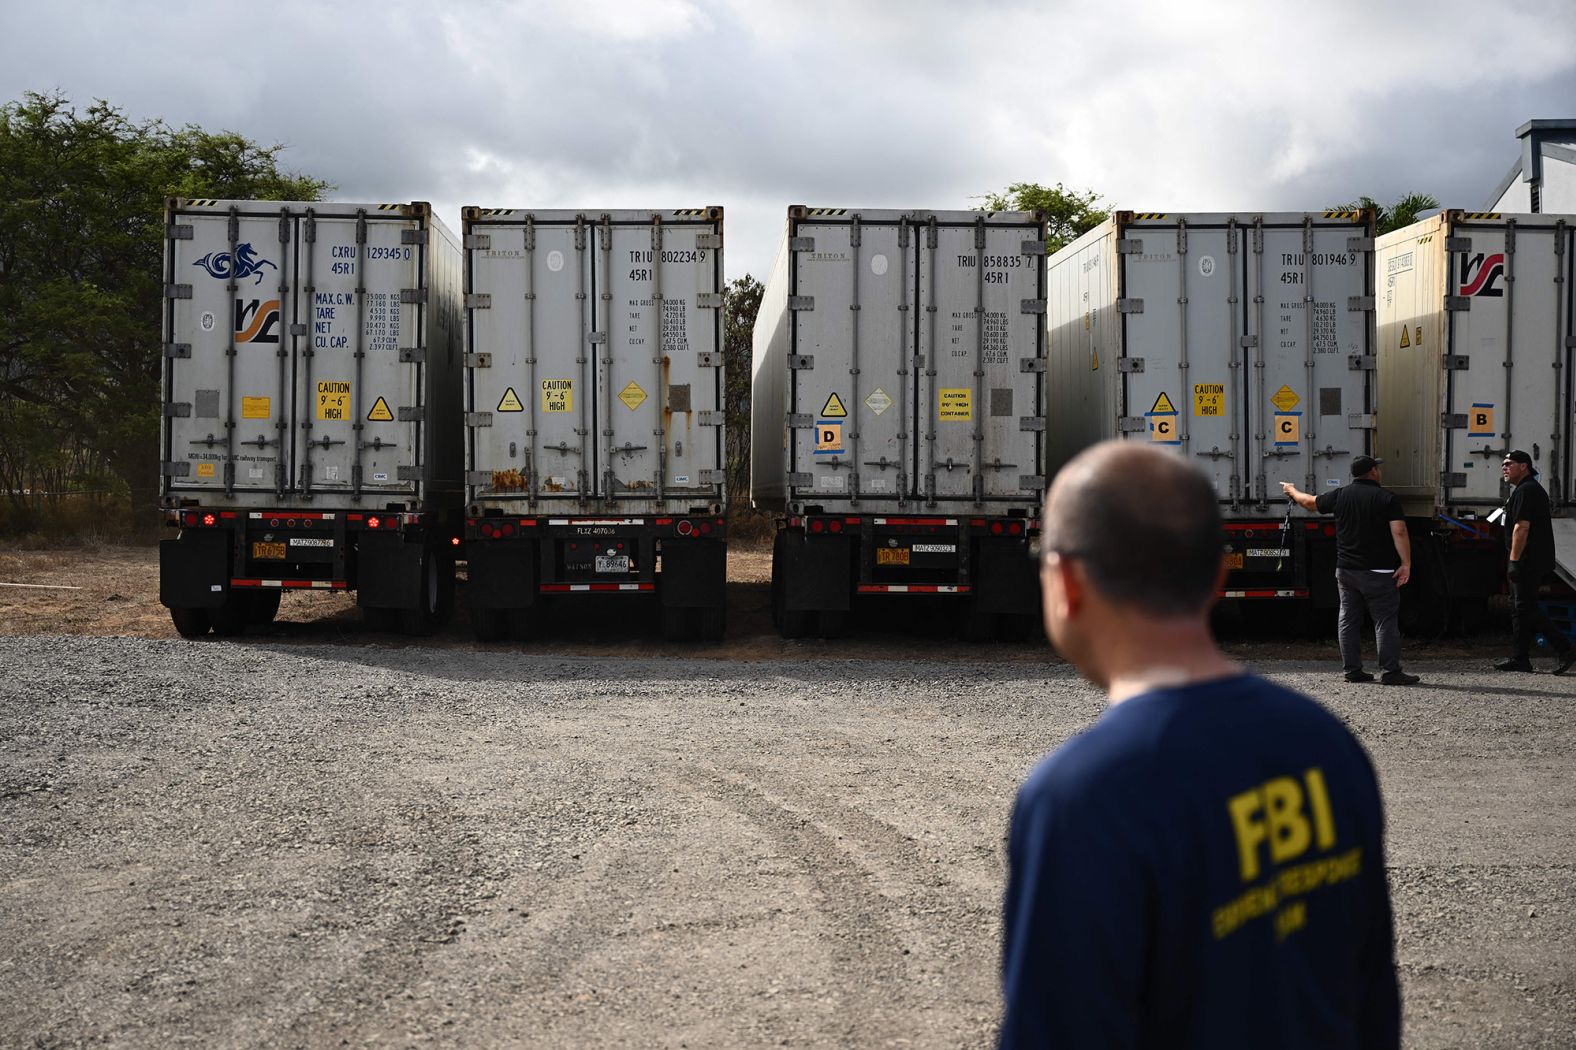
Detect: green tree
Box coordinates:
(721, 273, 762, 507)
(0, 91, 328, 532)
(979, 182, 1110, 254)
(1329, 192, 1440, 236)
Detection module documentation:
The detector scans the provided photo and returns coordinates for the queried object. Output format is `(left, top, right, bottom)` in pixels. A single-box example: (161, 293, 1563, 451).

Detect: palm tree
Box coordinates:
(1330, 193, 1440, 235)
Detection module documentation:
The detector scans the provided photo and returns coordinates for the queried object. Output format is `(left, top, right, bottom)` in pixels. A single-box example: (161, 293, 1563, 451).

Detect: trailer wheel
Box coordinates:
(962, 608, 998, 643)
(402, 547, 454, 637)
(244, 590, 281, 626)
(210, 597, 248, 637)
(472, 608, 509, 643)
(169, 607, 211, 639)
(697, 606, 726, 642)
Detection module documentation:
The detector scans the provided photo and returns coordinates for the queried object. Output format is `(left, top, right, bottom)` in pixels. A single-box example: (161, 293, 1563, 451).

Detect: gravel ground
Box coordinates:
(1, 635, 1572, 1048)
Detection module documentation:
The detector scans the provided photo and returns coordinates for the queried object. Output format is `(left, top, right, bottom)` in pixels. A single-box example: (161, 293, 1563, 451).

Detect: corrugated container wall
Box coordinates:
(1375, 210, 1575, 510)
(1047, 211, 1377, 511)
(463, 208, 725, 515)
(161, 199, 464, 510)
(752, 207, 1047, 514)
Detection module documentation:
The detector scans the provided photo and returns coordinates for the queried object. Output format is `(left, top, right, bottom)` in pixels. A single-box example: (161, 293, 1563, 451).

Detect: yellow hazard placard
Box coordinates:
(939, 388, 973, 421)
(367, 396, 394, 422)
(1271, 385, 1300, 412)
(619, 381, 647, 411)
(1468, 403, 1495, 436)
(242, 396, 271, 420)
(1150, 391, 1177, 414)
(821, 391, 848, 418)
(540, 378, 573, 413)
(1193, 384, 1224, 417)
(1398, 326, 1411, 348)
(317, 380, 350, 421)
(196, 461, 216, 478)
(814, 420, 844, 454)
(497, 387, 524, 412)
(1274, 412, 1301, 445)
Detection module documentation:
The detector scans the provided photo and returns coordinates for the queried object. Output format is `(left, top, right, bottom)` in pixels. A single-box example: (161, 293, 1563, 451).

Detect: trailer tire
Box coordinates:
(472, 608, 509, 643)
(962, 608, 998, 643)
(169, 607, 211, 639)
(244, 590, 281, 626)
(210, 597, 248, 637)
(402, 547, 454, 637)
(363, 607, 401, 633)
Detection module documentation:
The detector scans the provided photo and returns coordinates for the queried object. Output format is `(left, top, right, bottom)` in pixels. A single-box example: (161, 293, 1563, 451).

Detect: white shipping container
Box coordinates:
(752, 207, 1047, 514)
(160, 199, 464, 509)
(463, 208, 725, 514)
(1047, 211, 1377, 511)
(1375, 210, 1575, 511)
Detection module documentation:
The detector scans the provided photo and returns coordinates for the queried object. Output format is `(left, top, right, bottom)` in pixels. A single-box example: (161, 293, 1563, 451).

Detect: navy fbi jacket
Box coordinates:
(1000, 674, 1399, 1049)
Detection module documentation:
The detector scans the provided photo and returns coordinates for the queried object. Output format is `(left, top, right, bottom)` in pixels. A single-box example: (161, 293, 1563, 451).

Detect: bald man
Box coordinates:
(999, 442, 1399, 1049)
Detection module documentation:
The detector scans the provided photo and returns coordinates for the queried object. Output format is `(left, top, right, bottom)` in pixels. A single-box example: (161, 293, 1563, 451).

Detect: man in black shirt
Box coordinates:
(1282, 457, 1419, 685)
(1495, 450, 1574, 674)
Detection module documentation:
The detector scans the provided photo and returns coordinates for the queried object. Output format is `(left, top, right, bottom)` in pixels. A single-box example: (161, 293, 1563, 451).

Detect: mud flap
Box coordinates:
(782, 532, 852, 612)
(356, 531, 424, 609)
(465, 540, 539, 611)
(971, 538, 1040, 615)
(660, 539, 726, 609)
(159, 531, 230, 609)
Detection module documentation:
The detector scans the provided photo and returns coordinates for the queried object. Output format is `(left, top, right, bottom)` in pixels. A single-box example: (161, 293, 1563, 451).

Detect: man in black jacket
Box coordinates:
(1495, 450, 1574, 674)
(1282, 457, 1418, 685)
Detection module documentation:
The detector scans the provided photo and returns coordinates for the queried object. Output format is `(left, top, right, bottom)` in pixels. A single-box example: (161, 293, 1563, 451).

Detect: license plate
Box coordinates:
(876, 547, 910, 566)
(1224, 552, 1245, 570)
(595, 555, 630, 574)
(252, 541, 286, 560)
(1246, 548, 1290, 559)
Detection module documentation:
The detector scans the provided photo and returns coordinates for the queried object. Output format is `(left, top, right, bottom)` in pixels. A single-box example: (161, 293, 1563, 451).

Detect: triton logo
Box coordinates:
(235, 298, 281, 344)
(1458, 252, 1505, 297)
(194, 243, 278, 285)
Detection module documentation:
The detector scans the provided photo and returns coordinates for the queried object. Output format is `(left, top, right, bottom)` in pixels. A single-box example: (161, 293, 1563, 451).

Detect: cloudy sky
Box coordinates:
(4, 0, 1574, 279)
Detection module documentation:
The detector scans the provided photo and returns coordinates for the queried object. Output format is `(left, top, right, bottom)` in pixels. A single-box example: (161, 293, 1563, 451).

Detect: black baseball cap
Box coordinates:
(1505, 449, 1539, 475)
(1351, 455, 1384, 478)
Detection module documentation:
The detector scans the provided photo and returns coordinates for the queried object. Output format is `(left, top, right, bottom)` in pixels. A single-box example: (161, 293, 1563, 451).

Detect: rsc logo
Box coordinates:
(193, 243, 278, 286)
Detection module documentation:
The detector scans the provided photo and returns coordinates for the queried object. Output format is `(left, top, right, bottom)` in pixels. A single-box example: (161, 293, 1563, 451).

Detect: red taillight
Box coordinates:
(502, 523, 515, 536)
(828, 520, 841, 533)
(990, 521, 1003, 535)
(677, 519, 694, 536)
(368, 516, 381, 530)
(450, 536, 461, 546)
(1008, 522, 1023, 536)
(182, 512, 196, 526)
(1324, 524, 1336, 537)
(202, 513, 216, 527)
(809, 519, 825, 534)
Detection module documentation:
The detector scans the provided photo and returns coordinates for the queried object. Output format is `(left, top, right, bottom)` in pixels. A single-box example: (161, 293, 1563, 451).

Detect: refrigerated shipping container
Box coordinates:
(461, 207, 727, 642)
(158, 198, 465, 637)
(752, 207, 1047, 640)
(1046, 210, 1377, 607)
(1375, 210, 1576, 607)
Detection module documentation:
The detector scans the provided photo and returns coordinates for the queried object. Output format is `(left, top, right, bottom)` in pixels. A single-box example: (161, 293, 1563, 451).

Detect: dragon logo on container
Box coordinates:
(193, 243, 278, 286)
(1458, 252, 1506, 298)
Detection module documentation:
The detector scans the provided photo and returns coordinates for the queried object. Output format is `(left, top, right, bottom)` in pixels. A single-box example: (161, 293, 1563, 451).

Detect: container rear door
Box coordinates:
(296, 209, 424, 498)
(1444, 221, 1574, 504)
(789, 217, 916, 505)
(1244, 221, 1374, 504)
(468, 220, 594, 504)
(1117, 221, 1245, 502)
(593, 217, 724, 507)
(166, 209, 297, 495)
(917, 217, 1043, 505)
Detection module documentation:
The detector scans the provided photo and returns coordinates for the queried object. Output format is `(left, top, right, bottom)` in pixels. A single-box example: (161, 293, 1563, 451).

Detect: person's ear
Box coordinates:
(1209, 554, 1229, 611)
(1057, 556, 1086, 620)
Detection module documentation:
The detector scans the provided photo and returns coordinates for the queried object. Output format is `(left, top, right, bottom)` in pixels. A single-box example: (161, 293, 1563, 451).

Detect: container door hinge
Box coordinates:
(164, 343, 192, 359)
(1019, 417, 1045, 432)
(464, 353, 492, 368)
(787, 413, 813, 428)
(161, 462, 192, 477)
(697, 351, 720, 367)
(697, 292, 723, 309)
(1117, 239, 1143, 254)
(400, 288, 428, 304)
(1445, 236, 1473, 253)
(696, 234, 723, 250)
(1346, 236, 1374, 253)
(1445, 296, 1471, 311)
(698, 469, 726, 485)
(401, 229, 428, 245)
(1020, 298, 1047, 314)
(1443, 355, 1471, 370)
(399, 347, 426, 364)
(1348, 295, 1375, 311)
(164, 402, 192, 418)
(167, 223, 194, 240)
(1348, 413, 1376, 429)
(1020, 240, 1047, 255)
(397, 406, 424, 423)
(790, 236, 815, 252)
(1442, 413, 1468, 429)
(789, 295, 815, 311)
(165, 283, 193, 300)
(789, 472, 814, 487)
(1118, 417, 1148, 433)
(1019, 357, 1047, 373)
(1348, 355, 1376, 370)
(466, 412, 493, 427)
(1441, 472, 1467, 488)
(788, 355, 815, 370)
(697, 411, 724, 427)
(1117, 298, 1144, 314)
(464, 234, 491, 250)
(1117, 357, 1145, 373)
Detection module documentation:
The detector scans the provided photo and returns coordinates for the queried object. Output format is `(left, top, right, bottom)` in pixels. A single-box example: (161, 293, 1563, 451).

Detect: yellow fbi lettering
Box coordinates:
(1227, 768, 1337, 882)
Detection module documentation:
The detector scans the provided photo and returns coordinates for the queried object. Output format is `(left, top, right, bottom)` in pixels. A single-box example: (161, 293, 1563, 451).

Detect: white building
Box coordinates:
(1486, 119, 1576, 213)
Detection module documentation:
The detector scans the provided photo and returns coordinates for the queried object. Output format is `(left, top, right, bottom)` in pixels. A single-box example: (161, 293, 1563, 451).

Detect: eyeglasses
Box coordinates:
(1031, 542, 1085, 566)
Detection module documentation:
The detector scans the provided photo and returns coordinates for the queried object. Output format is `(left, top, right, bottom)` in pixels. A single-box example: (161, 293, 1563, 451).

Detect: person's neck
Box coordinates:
(1098, 618, 1240, 704)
